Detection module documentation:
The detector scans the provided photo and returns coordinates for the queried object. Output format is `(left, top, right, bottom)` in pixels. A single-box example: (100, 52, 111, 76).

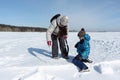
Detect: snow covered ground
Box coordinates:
(0, 32, 120, 80)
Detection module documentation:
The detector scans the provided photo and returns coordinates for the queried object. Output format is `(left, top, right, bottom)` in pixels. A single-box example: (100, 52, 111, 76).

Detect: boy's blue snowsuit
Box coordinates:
(72, 57, 88, 70)
(72, 34, 91, 70)
(76, 34, 90, 59)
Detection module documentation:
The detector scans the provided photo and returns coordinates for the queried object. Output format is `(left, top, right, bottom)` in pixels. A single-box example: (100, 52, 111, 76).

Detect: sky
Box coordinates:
(0, 0, 120, 31)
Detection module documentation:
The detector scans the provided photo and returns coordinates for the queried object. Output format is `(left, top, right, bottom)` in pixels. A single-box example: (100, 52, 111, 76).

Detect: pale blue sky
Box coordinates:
(0, 0, 120, 31)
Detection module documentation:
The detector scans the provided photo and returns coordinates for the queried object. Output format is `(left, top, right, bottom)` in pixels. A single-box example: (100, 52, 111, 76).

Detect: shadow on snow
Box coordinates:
(28, 47, 74, 63)
(28, 47, 52, 61)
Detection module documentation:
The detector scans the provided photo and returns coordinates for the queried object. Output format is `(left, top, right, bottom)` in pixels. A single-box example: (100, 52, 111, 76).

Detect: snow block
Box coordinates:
(94, 60, 120, 74)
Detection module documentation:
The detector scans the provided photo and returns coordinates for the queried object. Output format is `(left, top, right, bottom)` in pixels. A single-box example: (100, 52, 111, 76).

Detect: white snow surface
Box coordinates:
(0, 32, 120, 80)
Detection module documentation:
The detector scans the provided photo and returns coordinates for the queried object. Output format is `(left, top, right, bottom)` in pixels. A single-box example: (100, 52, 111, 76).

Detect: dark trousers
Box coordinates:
(51, 34, 67, 57)
(72, 58, 88, 70)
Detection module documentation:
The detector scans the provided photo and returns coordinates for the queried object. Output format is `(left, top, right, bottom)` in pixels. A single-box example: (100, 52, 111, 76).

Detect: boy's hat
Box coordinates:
(81, 28, 85, 31)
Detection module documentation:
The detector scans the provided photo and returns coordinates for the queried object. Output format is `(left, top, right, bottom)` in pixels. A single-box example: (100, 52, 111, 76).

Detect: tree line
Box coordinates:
(0, 24, 47, 32)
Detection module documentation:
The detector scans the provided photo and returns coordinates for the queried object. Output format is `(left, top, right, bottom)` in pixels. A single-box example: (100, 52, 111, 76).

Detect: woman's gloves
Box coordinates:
(47, 41, 52, 46)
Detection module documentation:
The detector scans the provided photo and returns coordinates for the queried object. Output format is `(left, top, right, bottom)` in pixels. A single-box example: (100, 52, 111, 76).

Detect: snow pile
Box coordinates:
(94, 60, 120, 74)
(13, 60, 120, 80)
(19, 64, 77, 80)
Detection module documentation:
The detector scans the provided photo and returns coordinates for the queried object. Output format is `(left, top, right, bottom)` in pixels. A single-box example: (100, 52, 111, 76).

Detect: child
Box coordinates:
(72, 33, 92, 72)
(76, 28, 92, 63)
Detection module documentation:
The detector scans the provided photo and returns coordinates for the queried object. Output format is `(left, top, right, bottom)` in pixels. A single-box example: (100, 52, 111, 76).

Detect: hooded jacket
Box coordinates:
(46, 15, 69, 41)
(75, 34, 90, 59)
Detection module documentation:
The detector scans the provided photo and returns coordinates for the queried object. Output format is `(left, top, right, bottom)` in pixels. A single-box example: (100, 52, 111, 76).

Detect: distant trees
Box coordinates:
(0, 24, 47, 32)
(69, 29, 77, 32)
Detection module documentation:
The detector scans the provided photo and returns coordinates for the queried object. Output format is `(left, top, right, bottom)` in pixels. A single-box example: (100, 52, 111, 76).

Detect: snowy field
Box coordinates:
(0, 32, 120, 80)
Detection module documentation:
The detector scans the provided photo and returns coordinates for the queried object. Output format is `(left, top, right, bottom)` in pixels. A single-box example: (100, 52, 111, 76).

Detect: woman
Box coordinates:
(46, 14, 69, 59)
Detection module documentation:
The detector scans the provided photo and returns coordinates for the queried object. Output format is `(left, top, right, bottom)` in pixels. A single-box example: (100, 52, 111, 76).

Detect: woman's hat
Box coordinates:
(60, 16, 69, 26)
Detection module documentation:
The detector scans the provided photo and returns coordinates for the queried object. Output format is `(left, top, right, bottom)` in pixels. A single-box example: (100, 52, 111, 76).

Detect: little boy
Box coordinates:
(72, 34, 92, 72)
